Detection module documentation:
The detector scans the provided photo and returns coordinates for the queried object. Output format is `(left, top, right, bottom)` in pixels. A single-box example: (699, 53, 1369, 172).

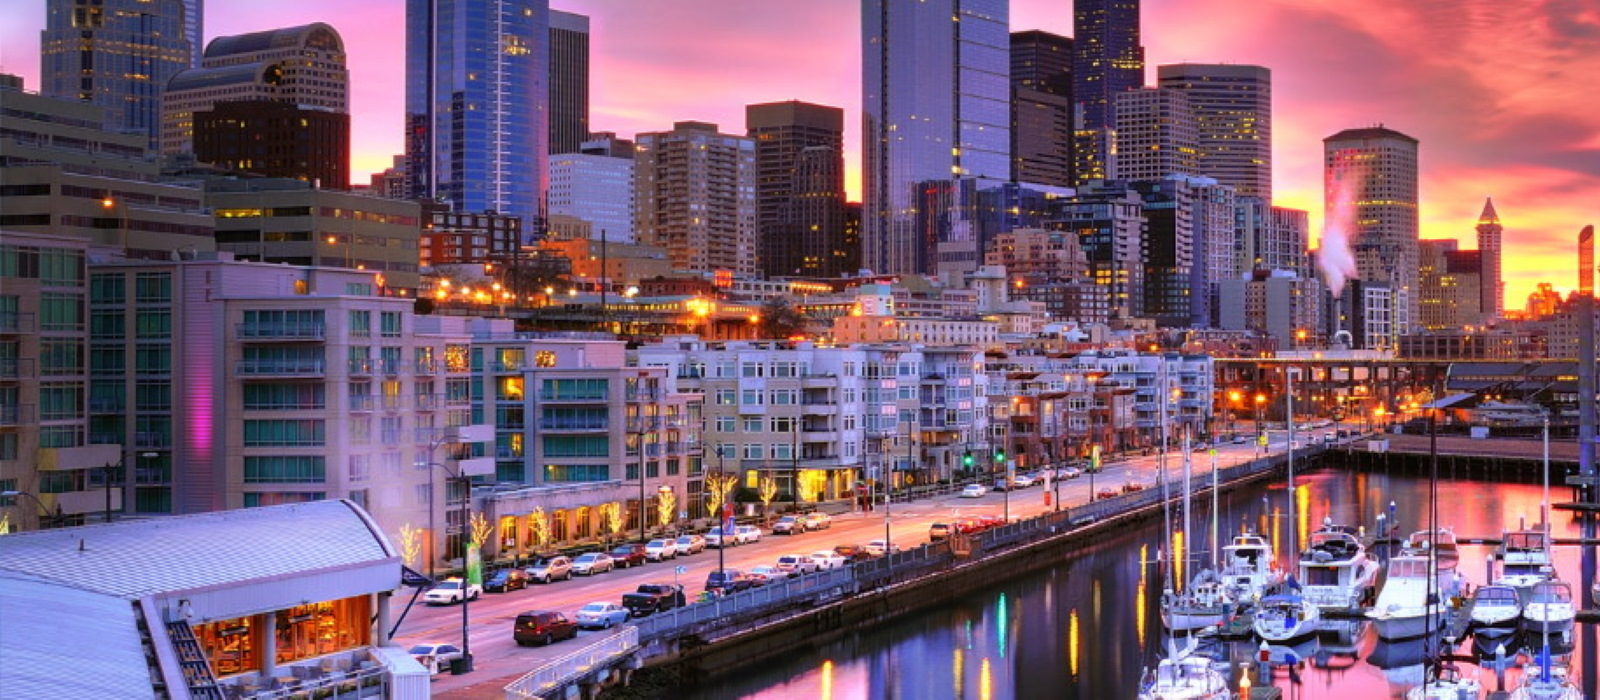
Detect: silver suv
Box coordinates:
(525, 556, 572, 583)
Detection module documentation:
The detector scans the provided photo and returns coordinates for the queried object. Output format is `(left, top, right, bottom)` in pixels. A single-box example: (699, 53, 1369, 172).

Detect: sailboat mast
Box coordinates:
(1160, 356, 1173, 588)
(1211, 447, 1220, 568)
(1287, 366, 1297, 555)
(1543, 415, 1551, 557)
(1182, 424, 1192, 591)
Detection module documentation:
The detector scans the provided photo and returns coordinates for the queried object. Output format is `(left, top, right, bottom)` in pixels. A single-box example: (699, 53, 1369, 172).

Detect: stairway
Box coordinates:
(165, 620, 226, 699)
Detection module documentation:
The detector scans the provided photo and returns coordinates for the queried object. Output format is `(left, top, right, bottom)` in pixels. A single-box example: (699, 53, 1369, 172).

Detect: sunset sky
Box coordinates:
(2, 0, 1595, 305)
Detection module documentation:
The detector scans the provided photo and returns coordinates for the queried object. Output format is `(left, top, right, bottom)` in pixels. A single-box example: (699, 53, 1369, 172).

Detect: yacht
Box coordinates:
(1296, 520, 1381, 613)
(1520, 579, 1576, 645)
(1467, 584, 1523, 643)
(1367, 553, 1460, 640)
(1509, 660, 1583, 700)
(1253, 593, 1320, 643)
(1137, 639, 1233, 700)
(1402, 528, 1460, 571)
(1405, 663, 1484, 700)
(1470, 401, 1547, 428)
(1161, 569, 1233, 632)
(1218, 532, 1282, 605)
(1494, 529, 1554, 593)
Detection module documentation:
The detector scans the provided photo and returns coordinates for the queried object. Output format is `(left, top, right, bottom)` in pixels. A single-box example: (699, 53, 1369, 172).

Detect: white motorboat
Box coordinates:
(1405, 663, 1484, 700)
(1402, 528, 1460, 571)
(1137, 638, 1233, 700)
(1162, 569, 1232, 632)
(1468, 584, 1523, 640)
(1296, 520, 1381, 613)
(1218, 531, 1283, 605)
(1509, 653, 1583, 700)
(1494, 529, 1553, 593)
(1368, 553, 1458, 640)
(1520, 579, 1576, 644)
(1253, 593, 1320, 643)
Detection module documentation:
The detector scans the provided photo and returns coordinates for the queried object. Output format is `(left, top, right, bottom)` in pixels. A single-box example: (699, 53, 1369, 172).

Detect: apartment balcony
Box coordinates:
(414, 361, 439, 376)
(800, 375, 836, 389)
(349, 395, 375, 412)
(379, 359, 401, 376)
(538, 392, 608, 403)
(43, 488, 123, 517)
(89, 397, 122, 413)
(380, 395, 403, 411)
(444, 394, 471, 408)
(0, 404, 34, 427)
(800, 430, 840, 444)
(0, 311, 35, 334)
(236, 322, 326, 341)
(625, 390, 663, 402)
(626, 417, 663, 432)
(415, 394, 441, 411)
(348, 359, 373, 376)
(540, 420, 608, 432)
(237, 360, 325, 377)
(0, 357, 33, 380)
(134, 432, 171, 448)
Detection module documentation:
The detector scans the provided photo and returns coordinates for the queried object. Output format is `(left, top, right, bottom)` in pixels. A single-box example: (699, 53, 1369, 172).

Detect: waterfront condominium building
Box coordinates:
(1324, 126, 1420, 331)
(1113, 88, 1199, 182)
(746, 101, 852, 279)
(862, 0, 1011, 276)
(548, 135, 636, 243)
(1010, 30, 1075, 188)
(40, 0, 194, 152)
(160, 23, 349, 160)
(548, 10, 590, 155)
(1072, 0, 1144, 182)
(1476, 198, 1503, 322)
(634, 122, 758, 276)
(406, 0, 549, 227)
(1156, 64, 1272, 201)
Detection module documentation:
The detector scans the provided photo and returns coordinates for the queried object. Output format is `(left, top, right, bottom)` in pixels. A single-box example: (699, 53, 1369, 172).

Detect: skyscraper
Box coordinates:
(1073, 0, 1143, 180)
(548, 10, 590, 155)
(1476, 198, 1503, 321)
(40, 0, 194, 151)
(862, 0, 1011, 276)
(635, 122, 757, 276)
(747, 101, 851, 278)
(406, 0, 549, 227)
(1011, 30, 1074, 188)
(1157, 63, 1272, 200)
(1325, 126, 1420, 330)
(548, 134, 635, 243)
(1112, 88, 1198, 181)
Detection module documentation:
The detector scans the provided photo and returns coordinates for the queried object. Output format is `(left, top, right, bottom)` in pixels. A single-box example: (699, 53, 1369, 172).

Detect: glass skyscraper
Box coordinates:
(406, 0, 549, 229)
(1073, 0, 1144, 132)
(40, 0, 195, 152)
(862, 0, 1011, 276)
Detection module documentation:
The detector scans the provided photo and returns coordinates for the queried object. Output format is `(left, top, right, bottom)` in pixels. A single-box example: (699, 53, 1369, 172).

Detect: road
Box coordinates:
(394, 427, 1347, 698)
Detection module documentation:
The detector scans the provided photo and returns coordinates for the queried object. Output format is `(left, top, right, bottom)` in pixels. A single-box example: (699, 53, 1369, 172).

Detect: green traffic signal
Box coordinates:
(962, 453, 974, 467)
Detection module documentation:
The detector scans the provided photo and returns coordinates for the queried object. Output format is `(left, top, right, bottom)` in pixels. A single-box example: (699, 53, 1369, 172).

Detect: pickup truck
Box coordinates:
(775, 553, 819, 576)
(621, 583, 686, 617)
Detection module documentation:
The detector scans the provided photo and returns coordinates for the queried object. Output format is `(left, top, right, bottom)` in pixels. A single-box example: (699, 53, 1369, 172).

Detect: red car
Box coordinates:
(609, 543, 648, 568)
(513, 610, 579, 646)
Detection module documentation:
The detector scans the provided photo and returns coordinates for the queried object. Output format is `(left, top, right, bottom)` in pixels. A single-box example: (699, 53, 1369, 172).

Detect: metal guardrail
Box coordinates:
(503, 627, 639, 700)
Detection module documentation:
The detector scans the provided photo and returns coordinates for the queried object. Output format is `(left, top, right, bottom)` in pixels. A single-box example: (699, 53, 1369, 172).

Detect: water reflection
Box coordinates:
(698, 472, 1597, 700)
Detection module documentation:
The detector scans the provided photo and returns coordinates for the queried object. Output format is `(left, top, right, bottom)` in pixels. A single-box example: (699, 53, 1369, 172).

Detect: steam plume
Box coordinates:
(1319, 163, 1364, 298)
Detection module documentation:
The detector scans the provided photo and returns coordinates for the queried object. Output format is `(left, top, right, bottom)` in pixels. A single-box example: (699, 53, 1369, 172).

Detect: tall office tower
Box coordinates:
(1156, 64, 1272, 200)
(1011, 30, 1074, 188)
(1476, 198, 1503, 321)
(1073, 0, 1143, 182)
(1132, 178, 1199, 327)
(747, 101, 852, 279)
(1113, 88, 1198, 181)
(40, 0, 194, 152)
(548, 10, 589, 155)
(862, 0, 1011, 276)
(1418, 239, 1484, 330)
(1193, 179, 1238, 328)
(548, 135, 636, 243)
(161, 23, 350, 158)
(182, 0, 203, 66)
(194, 101, 350, 188)
(1325, 126, 1420, 331)
(1050, 180, 1147, 321)
(406, 0, 549, 227)
(635, 122, 758, 276)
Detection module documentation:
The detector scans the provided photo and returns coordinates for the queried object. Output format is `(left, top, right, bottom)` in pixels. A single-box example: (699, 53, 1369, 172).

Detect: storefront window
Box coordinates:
(196, 615, 260, 677)
(273, 596, 370, 664)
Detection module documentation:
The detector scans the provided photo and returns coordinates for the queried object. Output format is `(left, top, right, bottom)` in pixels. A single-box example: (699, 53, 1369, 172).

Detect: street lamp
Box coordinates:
(1254, 393, 1267, 458)
(1, 490, 61, 530)
(422, 431, 474, 673)
(1227, 390, 1242, 440)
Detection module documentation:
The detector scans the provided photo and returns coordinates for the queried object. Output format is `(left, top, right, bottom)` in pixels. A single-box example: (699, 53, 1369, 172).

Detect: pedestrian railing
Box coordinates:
(503, 627, 639, 700)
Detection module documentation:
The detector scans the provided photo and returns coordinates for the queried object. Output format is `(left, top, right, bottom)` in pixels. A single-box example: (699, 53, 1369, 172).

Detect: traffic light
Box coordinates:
(994, 449, 1006, 464)
(962, 452, 974, 467)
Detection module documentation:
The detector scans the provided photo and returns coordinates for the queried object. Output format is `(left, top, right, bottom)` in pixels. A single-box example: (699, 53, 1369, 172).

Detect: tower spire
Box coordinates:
(1478, 197, 1499, 225)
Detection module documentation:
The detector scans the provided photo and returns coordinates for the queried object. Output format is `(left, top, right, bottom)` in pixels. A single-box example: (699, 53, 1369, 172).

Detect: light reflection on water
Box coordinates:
(695, 470, 1598, 700)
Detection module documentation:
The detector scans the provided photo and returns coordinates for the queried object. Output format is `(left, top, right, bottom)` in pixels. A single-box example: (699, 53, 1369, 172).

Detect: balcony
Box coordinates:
(0, 357, 32, 380)
(348, 359, 373, 376)
(379, 359, 401, 376)
(236, 322, 326, 341)
(134, 432, 171, 448)
(0, 311, 35, 334)
(349, 395, 375, 412)
(626, 417, 663, 432)
(540, 420, 608, 432)
(0, 404, 33, 427)
(415, 394, 441, 411)
(237, 360, 325, 377)
(493, 361, 522, 373)
(626, 390, 663, 402)
(538, 391, 608, 403)
(444, 394, 471, 407)
(380, 395, 403, 411)
(414, 361, 439, 376)
(89, 397, 122, 413)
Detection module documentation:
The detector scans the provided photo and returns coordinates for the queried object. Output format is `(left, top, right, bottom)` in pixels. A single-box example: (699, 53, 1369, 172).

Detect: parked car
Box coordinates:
(705, 568, 755, 594)
(864, 539, 902, 557)
(1232, 435, 1248, 444)
(574, 602, 631, 630)
(571, 552, 614, 576)
(1058, 466, 1083, 480)
(773, 516, 805, 535)
(775, 553, 819, 575)
(952, 517, 985, 535)
(1121, 481, 1146, 493)
(525, 556, 573, 584)
(644, 538, 678, 561)
(833, 543, 874, 563)
(408, 643, 463, 675)
(1322, 432, 1336, 444)
(801, 512, 833, 531)
(977, 514, 1007, 529)
(423, 578, 481, 605)
(674, 534, 707, 555)
(1012, 473, 1037, 488)
(1096, 487, 1119, 500)
(621, 583, 686, 617)
(513, 610, 579, 646)
(609, 543, 648, 569)
(960, 484, 988, 498)
(928, 522, 952, 541)
(735, 525, 763, 544)
(484, 568, 527, 593)
(810, 550, 847, 569)
(704, 527, 734, 548)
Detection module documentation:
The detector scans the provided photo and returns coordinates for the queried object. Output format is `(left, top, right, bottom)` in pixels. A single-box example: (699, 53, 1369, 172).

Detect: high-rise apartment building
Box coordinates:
(161, 23, 350, 160)
(1073, 0, 1144, 181)
(1050, 181, 1147, 321)
(1476, 198, 1504, 321)
(40, 0, 194, 152)
(1325, 126, 1420, 331)
(548, 135, 636, 243)
(1011, 30, 1074, 188)
(1236, 197, 1310, 277)
(1113, 88, 1199, 182)
(862, 0, 1011, 276)
(985, 228, 1100, 322)
(548, 10, 590, 155)
(406, 0, 549, 227)
(634, 122, 757, 276)
(746, 101, 851, 279)
(1157, 64, 1272, 200)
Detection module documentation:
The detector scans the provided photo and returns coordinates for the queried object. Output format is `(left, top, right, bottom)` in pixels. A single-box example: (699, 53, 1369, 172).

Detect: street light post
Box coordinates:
(422, 430, 474, 673)
(636, 423, 648, 545)
(1, 490, 60, 529)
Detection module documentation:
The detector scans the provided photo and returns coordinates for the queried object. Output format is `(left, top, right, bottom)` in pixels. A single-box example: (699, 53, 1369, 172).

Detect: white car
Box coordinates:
(408, 642, 463, 674)
(705, 527, 734, 548)
(810, 550, 847, 569)
(1058, 466, 1083, 480)
(645, 539, 678, 561)
(1012, 473, 1037, 488)
(747, 564, 786, 583)
(574, 601, 631, 630)
(864, 539, 902, 557)
(775, 553, 819, 575)
(734, 525, 762, 544)
(571, 552, 614, 575)
(960, 483, 988, 498)
(423, 578, 481, 605)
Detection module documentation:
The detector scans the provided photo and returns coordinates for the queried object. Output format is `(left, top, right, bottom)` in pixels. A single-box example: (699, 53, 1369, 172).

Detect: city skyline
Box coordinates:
(3, 0, 1595, 302)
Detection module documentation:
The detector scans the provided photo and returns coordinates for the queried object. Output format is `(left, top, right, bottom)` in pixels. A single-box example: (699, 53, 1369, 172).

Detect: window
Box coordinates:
(348, 454, 371, 482)
(741, 363, 764, 378)
(544, 464, 610, 482)
(742, 416, 762, 433)
(90, 274, 125, 304)
(540, 406, 607, 430)
(349, 310, 371, 338)
(715, 415, 736, 432)
(542, 435, 609, 457)
(770, 416, 796, 433)
(741, 389, 763, 405)
(770, 389, 796, 405)
(39, 340, 83, 375)
(535, 350, 557, 367)
(39, 292, 82, 331)
(715, 389, 736, 406)
(380, 311, 402, 337)
(90, 311, 123, 339)
(39, 248, 83, 286)
(243, 492, 325, 507)
(135, 382, 171, 411)
(243, 419, 326, 446)
(244, 456, 326, 483)
(134, 273, 171, 303)
(39, 383, 83, 420)
(136, 310, 171, 338)
(539, 378, 608, 401)
(742, 444, 764, 460)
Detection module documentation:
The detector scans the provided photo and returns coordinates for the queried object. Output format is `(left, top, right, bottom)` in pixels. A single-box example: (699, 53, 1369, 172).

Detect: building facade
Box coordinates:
(1113, 88, 1199, 182)
(548, 10, 590, 155)
(634, 122, 757, 276)
(746, 101, 851, 279)
(548, 140, 635, 244)
(41, 0, 194, 152)
(1051, 180, 1147, 321)
(193, 100, 350, 188)
(1010, 30, 1074, 188)
(1156, 63, 1272, 200)
(1476, 198, 1503, 322)
(1325, 126, 1420, 331)
(1072, 0, 1144, 182)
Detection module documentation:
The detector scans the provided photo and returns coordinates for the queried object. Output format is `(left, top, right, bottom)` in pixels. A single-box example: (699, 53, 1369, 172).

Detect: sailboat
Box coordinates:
(1498, 418, 1558, 596)
(1404, 663, 1484, 700)
(1161, 430, 1232, 632)
(1137, 637, 1234, 700)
